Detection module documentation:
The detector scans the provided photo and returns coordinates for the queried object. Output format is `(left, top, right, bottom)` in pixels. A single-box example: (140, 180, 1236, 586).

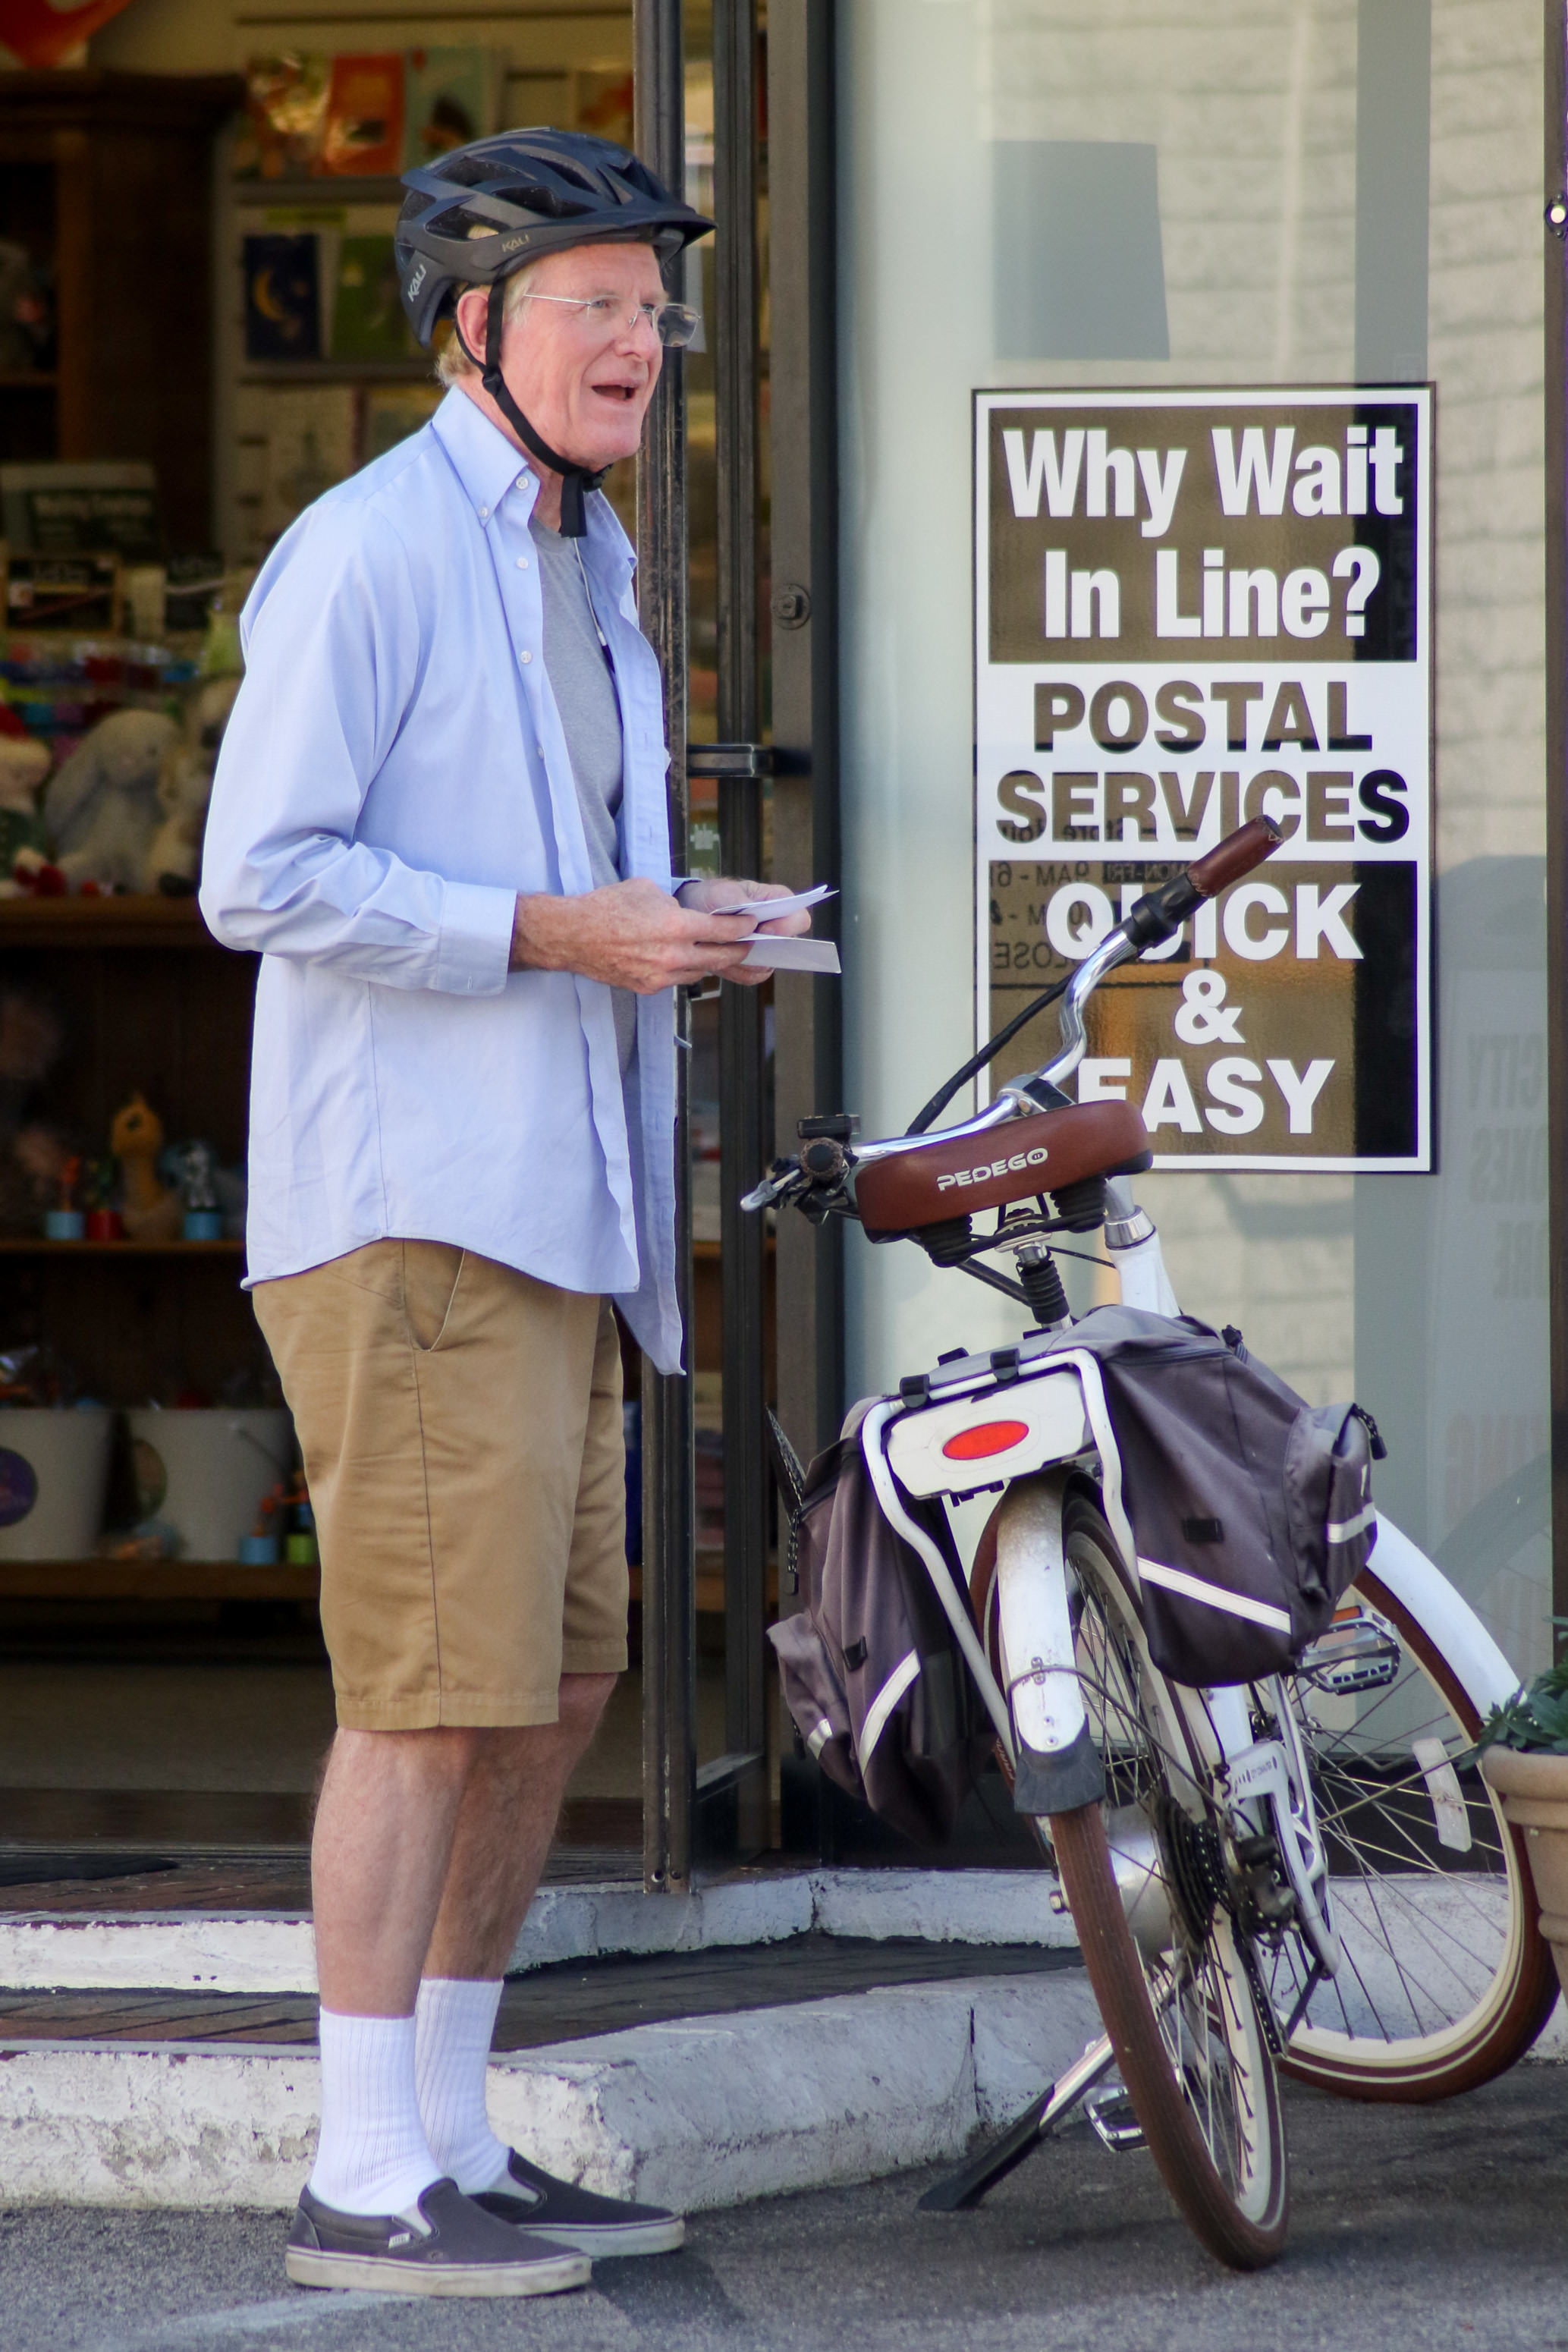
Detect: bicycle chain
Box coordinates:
(1233, 1925, 1286, 2061)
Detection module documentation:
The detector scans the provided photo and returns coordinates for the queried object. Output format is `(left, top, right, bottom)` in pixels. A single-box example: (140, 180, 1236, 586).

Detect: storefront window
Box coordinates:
(838, 0, 1551, 1672)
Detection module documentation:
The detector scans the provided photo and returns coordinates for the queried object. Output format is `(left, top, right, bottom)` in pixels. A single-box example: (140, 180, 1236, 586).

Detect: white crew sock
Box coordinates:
(415, 1976, 511, 2194)
(308, 2010, 442, 2218)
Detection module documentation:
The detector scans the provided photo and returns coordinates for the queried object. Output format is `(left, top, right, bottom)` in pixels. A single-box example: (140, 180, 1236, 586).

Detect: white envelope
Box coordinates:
(740, 935, 841, 973)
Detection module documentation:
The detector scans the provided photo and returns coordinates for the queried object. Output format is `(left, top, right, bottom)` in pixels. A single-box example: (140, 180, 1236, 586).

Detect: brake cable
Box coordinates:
(903, 972, 1070, 1137)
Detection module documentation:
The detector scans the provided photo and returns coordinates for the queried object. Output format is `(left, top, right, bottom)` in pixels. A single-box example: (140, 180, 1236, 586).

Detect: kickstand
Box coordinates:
(1281, 1958, 1328, 2044)
(918, 2032, 1116, 2212)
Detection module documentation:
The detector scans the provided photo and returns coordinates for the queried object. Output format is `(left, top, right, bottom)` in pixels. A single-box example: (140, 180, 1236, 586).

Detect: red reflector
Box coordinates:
(941, 1419, 1030, 1462)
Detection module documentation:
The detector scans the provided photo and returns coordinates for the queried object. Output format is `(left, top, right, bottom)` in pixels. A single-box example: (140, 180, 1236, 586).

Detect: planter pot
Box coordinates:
(125, 1408, 292, 1563)
(1481, 1746, 1568, 2000)
(0, 1407, 114, 1559)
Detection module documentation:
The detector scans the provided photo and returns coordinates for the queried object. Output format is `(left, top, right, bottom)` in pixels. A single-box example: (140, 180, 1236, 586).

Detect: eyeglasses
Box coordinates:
(517, 291, 702, 347)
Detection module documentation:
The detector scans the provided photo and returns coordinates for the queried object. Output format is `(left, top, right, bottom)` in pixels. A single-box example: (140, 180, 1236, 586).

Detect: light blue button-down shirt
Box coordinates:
(200, 387, 683, 1372)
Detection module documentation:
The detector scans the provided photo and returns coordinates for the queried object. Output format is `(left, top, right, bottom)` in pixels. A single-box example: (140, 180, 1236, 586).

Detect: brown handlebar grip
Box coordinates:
(1187, 815, 1284, 898)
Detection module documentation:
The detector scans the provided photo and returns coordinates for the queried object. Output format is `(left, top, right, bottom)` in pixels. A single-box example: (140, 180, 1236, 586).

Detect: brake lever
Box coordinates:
(740, 1160, 804, 1212)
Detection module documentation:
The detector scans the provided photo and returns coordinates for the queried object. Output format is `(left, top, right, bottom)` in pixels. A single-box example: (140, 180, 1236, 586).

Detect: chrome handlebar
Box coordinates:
(737, 929, 1136, 1211)
(742, 816, 1284, 1212)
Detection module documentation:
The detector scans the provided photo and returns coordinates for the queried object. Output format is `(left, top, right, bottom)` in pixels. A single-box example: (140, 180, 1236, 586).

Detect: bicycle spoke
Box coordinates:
(1270, 1567, 1546, 2081)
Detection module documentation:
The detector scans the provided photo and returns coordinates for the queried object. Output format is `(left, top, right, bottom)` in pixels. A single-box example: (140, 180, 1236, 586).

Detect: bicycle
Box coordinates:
(745, 816, 1557, 2269)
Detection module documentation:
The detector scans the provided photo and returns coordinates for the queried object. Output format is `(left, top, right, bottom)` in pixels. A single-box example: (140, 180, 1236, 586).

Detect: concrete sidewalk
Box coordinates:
(0, 1862, 1562, 2214)
(5, 2069, 1566, 2351)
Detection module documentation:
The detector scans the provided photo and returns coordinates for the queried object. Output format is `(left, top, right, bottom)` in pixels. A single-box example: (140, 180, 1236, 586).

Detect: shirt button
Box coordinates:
(517, 475, 528, 489)
(517, 556, 529, 569)
(520, 651, 533, 665)
(478, 505, 489, 521)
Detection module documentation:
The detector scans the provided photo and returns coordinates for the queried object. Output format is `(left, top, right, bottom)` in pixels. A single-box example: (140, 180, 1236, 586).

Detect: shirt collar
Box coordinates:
(432, 385, 538, 527)
(431, 382, 636, 580)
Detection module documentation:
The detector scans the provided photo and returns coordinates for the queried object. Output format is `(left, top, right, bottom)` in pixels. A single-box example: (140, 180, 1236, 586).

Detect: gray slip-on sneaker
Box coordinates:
(285, 2177, 591, 2297)
(474, 2148, 686, 2257)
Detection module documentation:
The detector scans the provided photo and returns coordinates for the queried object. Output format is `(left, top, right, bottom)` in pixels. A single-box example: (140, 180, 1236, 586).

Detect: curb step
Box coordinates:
(0, 1970, 1105, 2211)
(0, 1867, 1078, 1995)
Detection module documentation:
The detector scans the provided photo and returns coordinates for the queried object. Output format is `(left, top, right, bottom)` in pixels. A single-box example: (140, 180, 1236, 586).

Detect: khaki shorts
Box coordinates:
(253, 1241, 628, 1730)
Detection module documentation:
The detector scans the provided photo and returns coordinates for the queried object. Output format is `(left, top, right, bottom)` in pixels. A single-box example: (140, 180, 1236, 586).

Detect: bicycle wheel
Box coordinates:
(1267, 1565, 1557, 2099)
(1045, 1493, 1289, 2270)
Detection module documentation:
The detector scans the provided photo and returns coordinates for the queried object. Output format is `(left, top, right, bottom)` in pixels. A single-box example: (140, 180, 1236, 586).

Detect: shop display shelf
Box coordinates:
(0, 897, 222, 950)
(0, 1238, 242, 1256)
(0, 1559, 319, 1602)
(232, 174, 407, 206)
(239, 360, 434, 385)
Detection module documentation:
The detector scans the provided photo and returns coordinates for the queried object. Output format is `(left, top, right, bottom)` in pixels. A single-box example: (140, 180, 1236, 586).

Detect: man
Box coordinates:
(200, 128, 806, 2301)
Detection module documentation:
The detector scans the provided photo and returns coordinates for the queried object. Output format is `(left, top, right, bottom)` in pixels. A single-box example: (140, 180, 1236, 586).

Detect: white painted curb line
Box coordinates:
(0, 1868, 1078, 1994)
(0, 1969, 1104, 2211)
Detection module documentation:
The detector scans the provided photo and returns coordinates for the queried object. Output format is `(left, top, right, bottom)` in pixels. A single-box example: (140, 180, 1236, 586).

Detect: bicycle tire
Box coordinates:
(974, 1501, 1557, 2102)
(1271, 1564, 1558, 2101)
(1045, 1496, 1289, 2270)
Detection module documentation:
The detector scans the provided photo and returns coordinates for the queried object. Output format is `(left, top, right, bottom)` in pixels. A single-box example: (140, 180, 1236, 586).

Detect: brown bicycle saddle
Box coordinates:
(853, 1099, 1153, 1235)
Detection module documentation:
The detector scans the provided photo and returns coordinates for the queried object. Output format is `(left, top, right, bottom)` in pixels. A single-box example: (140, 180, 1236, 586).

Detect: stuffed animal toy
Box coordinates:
(0, 708, 50, 888)
(143, 677, 240, 895)
(108, 1092, 182, 1242)
(44, 708, 181, 892)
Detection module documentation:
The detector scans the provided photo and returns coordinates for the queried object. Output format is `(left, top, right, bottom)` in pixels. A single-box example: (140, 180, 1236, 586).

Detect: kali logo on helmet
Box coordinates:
(935, 1145, 1049, 1192)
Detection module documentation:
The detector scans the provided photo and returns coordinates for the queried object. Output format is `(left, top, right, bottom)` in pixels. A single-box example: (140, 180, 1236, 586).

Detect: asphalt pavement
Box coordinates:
(5, 2067, 1566, 2352)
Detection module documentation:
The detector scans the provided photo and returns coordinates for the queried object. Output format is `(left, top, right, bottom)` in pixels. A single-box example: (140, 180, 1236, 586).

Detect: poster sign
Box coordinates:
(974, 388, 1432, 1170)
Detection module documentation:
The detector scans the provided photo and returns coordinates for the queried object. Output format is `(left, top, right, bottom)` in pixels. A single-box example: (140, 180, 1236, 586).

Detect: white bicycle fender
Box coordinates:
(995, 1476, 1107, 1814)
(995, 1477, 1084, 1754)
(1360, 1514, 1522, 1715)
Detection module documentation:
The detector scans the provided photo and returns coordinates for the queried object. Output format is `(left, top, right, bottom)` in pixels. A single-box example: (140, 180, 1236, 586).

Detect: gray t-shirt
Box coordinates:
(532, 517, 636, 1073)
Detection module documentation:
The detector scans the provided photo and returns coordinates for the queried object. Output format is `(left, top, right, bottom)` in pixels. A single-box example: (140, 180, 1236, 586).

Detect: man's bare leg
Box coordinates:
(304, 1725, 483, 2218)
(309, 1677, 614, 2007)
(312, 1725, 482, 2014)
(304, 1683, 611, 2213)
(410, 1674, 615, 2199)
(424, 1671, 616, 1979)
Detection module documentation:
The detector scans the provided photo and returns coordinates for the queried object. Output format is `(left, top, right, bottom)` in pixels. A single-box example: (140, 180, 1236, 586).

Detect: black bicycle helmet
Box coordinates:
(398, 127, 713, 532)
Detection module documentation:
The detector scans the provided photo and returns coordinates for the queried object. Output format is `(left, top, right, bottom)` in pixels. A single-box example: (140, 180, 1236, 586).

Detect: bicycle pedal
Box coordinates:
(1083, 2086, 1145, 2153)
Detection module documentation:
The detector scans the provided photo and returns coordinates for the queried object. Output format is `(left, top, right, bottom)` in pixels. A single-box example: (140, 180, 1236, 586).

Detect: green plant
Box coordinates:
(1475, 1624, 1568, 1755)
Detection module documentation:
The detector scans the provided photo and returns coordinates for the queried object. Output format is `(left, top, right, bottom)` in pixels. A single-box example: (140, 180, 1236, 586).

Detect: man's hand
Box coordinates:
(511, 877, 762, 991)
(673, 876, 812, 986)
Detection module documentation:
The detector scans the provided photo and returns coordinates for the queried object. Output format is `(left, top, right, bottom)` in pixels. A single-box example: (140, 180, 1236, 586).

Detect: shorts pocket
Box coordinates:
(401, 1242, 467, 1353)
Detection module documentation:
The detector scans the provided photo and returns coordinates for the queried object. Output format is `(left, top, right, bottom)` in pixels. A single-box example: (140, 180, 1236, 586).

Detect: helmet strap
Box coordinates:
(454, 281, 608, 538)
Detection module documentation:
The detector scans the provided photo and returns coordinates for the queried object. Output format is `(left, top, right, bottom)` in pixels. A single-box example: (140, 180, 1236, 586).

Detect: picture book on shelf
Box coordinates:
(320, 54, 405, 177)
(243, 234, 321, 361)
(0, 464, 161, 560)
(331, 237, 416, 363)
(403, 49, 501, 168)
(237, 55, 331, 180)
(233, 386, 357, 552)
